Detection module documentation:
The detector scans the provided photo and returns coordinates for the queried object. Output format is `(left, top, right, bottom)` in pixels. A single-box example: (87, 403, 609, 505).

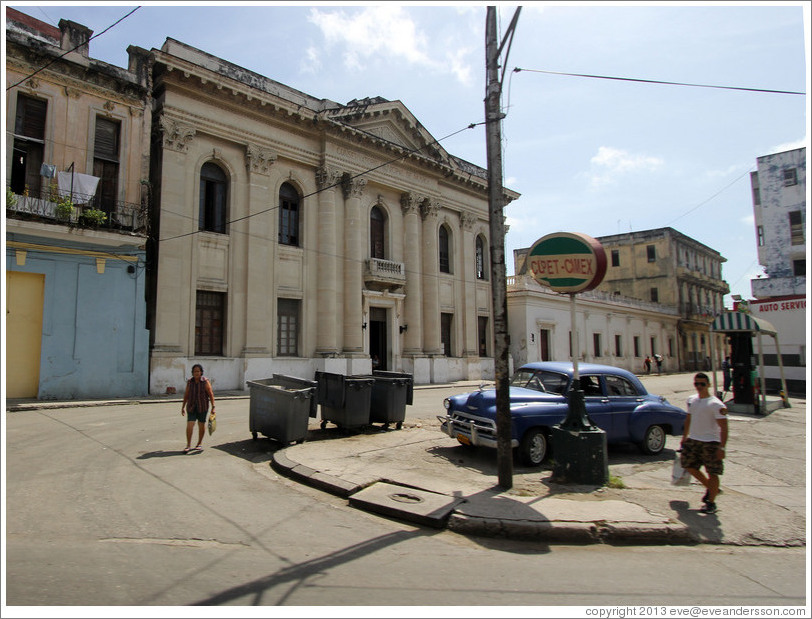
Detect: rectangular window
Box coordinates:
(614, 334, 622, 357)
(611, 249, 620, 267)
(593, 333, 602, 357)
(633, 336, 640, 358)
(277, 299, 300, 356)
(650, 287, 659, 303)
(477, 316, 488, 357)
(93, 116, 120, 214)
(668, 337, 674, 357)
(750, 172, 761, 206)
(441, 313, 453, 357)
(793, 259, 806, 277)
(784, 168, 798, 187)
(195, 291, 225, 356)
(650, 337, 657, 356)
(789, 211, 804, 245)
(757, 225, 765, 247)
(11, 94, 47, 197)
(646, 245, 656, 262)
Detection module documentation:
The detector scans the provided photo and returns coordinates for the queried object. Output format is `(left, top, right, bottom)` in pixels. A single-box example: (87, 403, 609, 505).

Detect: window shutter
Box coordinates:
(94, 117, 120, 161)
(15, 95, 47, 140)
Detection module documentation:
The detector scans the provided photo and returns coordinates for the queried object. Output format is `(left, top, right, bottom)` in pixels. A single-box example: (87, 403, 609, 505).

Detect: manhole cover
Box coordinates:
(389, 492, 424, 504)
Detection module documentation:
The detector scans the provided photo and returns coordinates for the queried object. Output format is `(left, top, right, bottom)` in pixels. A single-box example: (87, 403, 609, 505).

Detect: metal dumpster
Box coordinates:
(247, 375, 317, 444)
(315, 371, 374, 430)
(369, 370, 414, 429)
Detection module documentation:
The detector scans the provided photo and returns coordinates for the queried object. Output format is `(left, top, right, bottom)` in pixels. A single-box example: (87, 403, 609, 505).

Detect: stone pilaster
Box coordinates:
(421, 199, 442, 355)
(315, 165, 342, 355)
(460, 211, 479, 357)
(400, 193, 423, 354)
(342, 175, 367, 354)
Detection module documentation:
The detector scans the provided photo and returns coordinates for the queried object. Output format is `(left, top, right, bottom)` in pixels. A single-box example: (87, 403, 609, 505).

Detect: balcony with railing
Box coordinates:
(364, 257, 406, 291)
(6, 185, 148, 236)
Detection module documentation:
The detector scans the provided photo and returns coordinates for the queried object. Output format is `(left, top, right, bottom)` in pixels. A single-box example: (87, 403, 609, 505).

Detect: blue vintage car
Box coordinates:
(438, 361, 686, 466)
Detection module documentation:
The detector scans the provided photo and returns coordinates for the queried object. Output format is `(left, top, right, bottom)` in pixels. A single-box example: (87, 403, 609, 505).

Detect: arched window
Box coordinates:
(370, 205, 386, 259)
(439, 224, 451, 273)
(475, 235, 488, 280)
(279, 182, 300, 246)
(199, 162, 228, 233)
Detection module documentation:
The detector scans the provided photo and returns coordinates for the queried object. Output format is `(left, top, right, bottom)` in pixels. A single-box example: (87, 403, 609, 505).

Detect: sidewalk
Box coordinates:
(6, 376, 806, 547)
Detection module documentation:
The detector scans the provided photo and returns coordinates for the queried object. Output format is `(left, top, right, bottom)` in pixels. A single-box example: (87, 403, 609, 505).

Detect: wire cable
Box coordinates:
(513, 67, 806, 96)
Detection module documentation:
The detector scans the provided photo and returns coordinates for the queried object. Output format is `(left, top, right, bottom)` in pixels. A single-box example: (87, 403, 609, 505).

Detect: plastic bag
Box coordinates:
(208, 412, 217, 435)
(671, 451, 691, 486)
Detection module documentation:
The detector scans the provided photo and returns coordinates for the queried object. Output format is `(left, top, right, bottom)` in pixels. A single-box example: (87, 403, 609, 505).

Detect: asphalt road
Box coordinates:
(3, 374, 809, 611)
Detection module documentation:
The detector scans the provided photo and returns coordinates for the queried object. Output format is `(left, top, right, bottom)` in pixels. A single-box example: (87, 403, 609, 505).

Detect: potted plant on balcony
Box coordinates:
(79, 206, 107, 228)
(55, 196, 75, 222)
(7, 187, 18, 210)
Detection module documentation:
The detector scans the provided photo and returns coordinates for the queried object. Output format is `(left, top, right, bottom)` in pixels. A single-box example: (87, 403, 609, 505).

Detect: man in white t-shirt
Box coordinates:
(680, 372, 728, 514)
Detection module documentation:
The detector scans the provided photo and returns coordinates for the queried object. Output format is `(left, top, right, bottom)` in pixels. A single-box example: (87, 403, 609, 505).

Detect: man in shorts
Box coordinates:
(680, 372, 728, 513)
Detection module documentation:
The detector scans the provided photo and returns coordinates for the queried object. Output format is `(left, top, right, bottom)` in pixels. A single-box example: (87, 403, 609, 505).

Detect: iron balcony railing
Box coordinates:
(6, 185, 148, 235)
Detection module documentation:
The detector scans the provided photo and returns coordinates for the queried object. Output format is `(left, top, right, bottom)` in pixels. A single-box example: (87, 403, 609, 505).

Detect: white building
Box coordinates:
(745, 147, 806, 396)
(507, 275, 681, 375)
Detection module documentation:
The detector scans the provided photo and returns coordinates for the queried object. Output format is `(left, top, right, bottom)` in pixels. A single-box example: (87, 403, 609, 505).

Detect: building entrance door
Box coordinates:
(369, 307, 387, 371)
(540, 329, 551, 361)
(6, 271, 45, 398)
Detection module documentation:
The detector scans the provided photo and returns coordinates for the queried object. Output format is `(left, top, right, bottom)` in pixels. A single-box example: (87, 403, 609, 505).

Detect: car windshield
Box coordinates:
(510, 370, 569, 394)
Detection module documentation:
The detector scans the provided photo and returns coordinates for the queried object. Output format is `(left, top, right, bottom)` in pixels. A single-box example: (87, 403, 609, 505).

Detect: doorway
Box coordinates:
(6, 271, 45, 398)
(369, 307, 388, 371)
(539, 329, 551, 361)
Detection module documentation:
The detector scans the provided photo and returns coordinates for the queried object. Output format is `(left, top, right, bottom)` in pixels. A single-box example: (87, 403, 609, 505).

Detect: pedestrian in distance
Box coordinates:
(680, 372, 728, 514)
(644, 356, 652, 374)
(181, 363, 216, 453)
(654, 353, 663, 375)
(722, 356, 732, 393)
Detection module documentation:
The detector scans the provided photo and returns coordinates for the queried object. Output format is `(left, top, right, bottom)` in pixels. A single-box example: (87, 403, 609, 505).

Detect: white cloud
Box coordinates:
(307, 6, 473, 84)
(300, 47, 322, 75)
(741, 213, 755, 225)
(767, 136, 808, 155)
(587, 146, 664, 188)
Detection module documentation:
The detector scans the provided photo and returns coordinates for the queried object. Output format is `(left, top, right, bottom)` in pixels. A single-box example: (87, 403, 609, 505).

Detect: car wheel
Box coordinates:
(640, 424, 666, 455)
(519, 428, 548, 466)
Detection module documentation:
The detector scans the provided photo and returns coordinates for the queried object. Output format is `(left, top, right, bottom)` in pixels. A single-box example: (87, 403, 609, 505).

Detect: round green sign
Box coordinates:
(526, 232, 607, 293)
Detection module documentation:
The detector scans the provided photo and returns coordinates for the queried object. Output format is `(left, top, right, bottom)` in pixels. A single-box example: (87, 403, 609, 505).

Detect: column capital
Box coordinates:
(421, 199, 439, 220)
(158, 114, 195, 152)
(460, 211, 478, 231)
(341, 174, 367, 199)
(245, 143, 277, 175)
(315, 165, 342, 190)
(400, 192, 421, 216)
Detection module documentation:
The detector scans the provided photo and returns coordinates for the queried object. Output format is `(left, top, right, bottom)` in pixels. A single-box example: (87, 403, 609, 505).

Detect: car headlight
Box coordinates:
(443, 397, 451, 410)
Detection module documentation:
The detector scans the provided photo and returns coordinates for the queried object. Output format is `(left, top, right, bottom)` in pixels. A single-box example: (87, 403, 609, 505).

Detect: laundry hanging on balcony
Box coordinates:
(56, 171, 100, 204)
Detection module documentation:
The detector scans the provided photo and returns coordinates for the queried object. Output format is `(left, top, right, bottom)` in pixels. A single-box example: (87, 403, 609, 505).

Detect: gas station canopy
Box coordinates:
(711, 311, 777, 336)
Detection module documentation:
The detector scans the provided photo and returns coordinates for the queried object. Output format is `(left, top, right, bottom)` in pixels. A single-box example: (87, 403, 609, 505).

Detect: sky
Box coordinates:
(6, 1, 809, 305)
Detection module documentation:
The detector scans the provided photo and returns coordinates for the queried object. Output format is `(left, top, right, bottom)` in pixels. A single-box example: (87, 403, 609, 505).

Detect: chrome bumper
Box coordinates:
(437, 414, 518, 449)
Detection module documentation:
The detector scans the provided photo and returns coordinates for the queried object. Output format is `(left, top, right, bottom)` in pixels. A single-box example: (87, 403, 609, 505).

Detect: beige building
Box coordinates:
(147, 39, 518, 392)
(5, 8, 151, 399)
(594, 228, 729, 371)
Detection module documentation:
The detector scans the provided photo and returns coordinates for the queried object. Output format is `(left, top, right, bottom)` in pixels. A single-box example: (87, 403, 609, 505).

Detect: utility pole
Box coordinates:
(484, 6, 520, 490)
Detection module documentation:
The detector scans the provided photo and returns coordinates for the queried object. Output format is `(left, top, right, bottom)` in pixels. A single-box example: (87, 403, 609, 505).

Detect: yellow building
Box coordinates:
(594, 227, 729, 371)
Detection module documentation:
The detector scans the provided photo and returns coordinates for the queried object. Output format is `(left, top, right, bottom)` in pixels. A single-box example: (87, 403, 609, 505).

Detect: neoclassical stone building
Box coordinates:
(147, 39, 518, 392)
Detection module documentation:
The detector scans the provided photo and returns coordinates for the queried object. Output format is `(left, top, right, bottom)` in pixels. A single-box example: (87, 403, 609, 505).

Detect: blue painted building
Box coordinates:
(6, 231, 149, 399)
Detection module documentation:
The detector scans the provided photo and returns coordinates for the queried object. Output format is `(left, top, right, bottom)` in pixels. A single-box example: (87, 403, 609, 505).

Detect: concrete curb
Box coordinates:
(270, 447, 698, 545)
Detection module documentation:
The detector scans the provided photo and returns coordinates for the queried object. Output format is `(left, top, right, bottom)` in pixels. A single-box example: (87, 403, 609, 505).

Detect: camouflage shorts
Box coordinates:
(680, 438, 724, 476)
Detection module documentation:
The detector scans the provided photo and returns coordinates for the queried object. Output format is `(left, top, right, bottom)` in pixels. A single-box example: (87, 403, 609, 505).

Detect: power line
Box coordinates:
(6, 7, 142, 91)
(666, 167, 755, 225)
(513, 67, 806, 96)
